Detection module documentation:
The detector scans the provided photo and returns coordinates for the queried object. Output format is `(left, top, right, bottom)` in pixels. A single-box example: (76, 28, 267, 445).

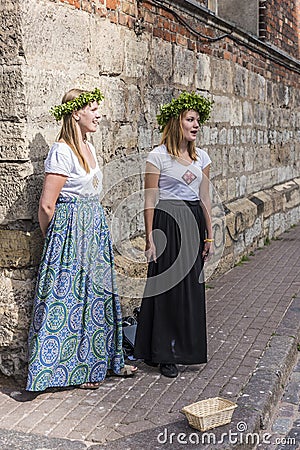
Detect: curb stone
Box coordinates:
(0, 428, 89, 450)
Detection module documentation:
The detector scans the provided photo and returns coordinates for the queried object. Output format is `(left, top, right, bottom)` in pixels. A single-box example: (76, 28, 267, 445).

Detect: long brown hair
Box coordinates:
(160, 110, 197, 161)
(58, 89, 90, 173)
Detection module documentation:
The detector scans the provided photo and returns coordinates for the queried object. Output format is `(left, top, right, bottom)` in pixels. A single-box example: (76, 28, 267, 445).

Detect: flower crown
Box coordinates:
(156, 91, 213, 131)
(50, 88, 104, 121)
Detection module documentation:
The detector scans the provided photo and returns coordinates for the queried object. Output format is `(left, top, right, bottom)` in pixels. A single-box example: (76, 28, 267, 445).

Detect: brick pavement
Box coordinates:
(0, 225, 300, 449)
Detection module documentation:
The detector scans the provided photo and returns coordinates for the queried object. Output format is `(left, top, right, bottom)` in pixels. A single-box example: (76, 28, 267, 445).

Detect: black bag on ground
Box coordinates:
(122, 308, 140, 358)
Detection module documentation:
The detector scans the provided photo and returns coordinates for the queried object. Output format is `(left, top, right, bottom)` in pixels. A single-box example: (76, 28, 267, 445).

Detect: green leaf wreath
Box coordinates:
(50, 88, 104, 121)
(156, 91, 213, 131)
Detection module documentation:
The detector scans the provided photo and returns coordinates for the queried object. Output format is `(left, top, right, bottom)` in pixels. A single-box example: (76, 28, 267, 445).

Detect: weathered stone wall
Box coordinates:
(0, 0, 300, 380)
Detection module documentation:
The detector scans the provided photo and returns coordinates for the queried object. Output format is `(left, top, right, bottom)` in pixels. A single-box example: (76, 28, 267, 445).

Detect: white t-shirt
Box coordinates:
(44, 142, 103, 198)
(147, 145, 211, 201)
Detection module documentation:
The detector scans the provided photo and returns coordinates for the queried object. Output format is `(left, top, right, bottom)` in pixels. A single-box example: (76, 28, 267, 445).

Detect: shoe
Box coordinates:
(106, 365, 138, 378)
(79, 382, 101, 390)
(10, 390, 40, 402)
(144, 359, 159, 367)
(160, 363, 178, 378)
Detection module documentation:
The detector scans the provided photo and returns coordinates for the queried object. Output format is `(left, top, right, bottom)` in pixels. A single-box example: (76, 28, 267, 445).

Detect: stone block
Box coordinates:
(249, 72, 266, 101)
(0, 122, 26, 160)
(122, 30, 149, 78)
(114, 124, 138, 151)
(227, 176, 239, 200)
(233, 234, 246, 256)
(0, 162, 43, 223)
(210, 95, 231, 123)
(274, 181, 300, 211)
(94, 118, 115, 162)
(246, 170, 274, 195)
(266, 80, 274, 105)
(0, 66, 25, 121)
(208, 147, 223, 177)
(242, 101, 253, 125)
(257, 129, 264, 145)
(234, 65, 248, 98)
(173, 45, 196, 87)
(218, 127, 227, 145)
(244, 217, 262, 246)
(211, 58, 233, 93)
(151, 38, 173, 84)
(21, 1, 89, 68)
(253, 103, 267, 127)
(210, 127, 218, 145)
(1, 1, 23, 64)
(196, 53, 211, 91)
(224, 211, 236, 248)
(277, 164, 295, 184)
(90, 20, 124, 75)
(226, 197, 258, 230)
(200, 125, 210, 145)
(0, 271, 36, 378)
(231, 98, 243, 126)
(271, 189, 285, 213)
(227, 128, 234, 144)
(213, 179, 227, 202)
(252, 190, 274, 218)
(238, 175, 247, 197)
(294, 178, 300, 188)
(0, 229, 43, 268)
(244, 147, 255, 172)
(98, 76, 127, 122)
(137, 128, 152, 150)
(143, 86, 172, 126)
(228, 146, 244, 174)
(127, 84, 142, 124)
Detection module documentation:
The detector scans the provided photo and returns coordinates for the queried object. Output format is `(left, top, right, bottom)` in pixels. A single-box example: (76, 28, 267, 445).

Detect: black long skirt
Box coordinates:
(134, 199, 207, 365)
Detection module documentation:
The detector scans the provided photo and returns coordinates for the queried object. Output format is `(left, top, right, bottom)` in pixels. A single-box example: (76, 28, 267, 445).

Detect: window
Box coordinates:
(211, 0, 260, 36)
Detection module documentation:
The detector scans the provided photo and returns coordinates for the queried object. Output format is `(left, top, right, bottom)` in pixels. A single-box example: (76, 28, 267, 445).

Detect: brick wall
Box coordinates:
(260, 0, 299, 59)
(55, 0, 299, 82)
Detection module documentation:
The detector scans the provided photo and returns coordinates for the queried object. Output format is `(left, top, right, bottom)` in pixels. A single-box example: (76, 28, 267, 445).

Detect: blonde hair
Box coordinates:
(58, 88, 90, 173)
(160, 111, 197, 161)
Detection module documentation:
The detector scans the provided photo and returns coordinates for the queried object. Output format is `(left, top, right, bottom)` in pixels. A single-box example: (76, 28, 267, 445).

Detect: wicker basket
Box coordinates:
(182, 397, 237, 432)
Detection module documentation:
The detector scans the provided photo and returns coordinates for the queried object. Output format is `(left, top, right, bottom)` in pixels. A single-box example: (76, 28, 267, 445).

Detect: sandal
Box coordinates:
(106, 365, 138, 378)
(79, 382, 101, 390)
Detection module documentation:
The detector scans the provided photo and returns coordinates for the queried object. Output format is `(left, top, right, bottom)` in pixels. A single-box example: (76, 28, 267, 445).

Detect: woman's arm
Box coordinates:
(144, 161, 160, 262)
(200, 164, 213, 260)
(38, 173, 67, 237)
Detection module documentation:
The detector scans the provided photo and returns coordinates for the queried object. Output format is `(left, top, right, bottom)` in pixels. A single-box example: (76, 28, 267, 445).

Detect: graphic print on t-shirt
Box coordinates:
(182, 169, 197, 185)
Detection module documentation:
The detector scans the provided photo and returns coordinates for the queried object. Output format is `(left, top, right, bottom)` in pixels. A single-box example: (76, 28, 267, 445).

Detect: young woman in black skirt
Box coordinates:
(134, 92, 213, 378)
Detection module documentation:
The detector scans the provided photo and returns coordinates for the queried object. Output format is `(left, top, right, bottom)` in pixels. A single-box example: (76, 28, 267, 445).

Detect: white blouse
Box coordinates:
(44, 142, 103, 198)
(147, 144, 211, 201)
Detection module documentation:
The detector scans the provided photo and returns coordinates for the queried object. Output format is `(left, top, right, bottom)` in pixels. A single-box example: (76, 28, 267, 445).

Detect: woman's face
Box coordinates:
(76, 101, 100, 134)
(181, 110, 200, 142)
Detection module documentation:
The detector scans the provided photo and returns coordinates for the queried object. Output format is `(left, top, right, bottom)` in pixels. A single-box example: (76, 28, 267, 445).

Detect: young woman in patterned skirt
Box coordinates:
(26, 88, 137, 391)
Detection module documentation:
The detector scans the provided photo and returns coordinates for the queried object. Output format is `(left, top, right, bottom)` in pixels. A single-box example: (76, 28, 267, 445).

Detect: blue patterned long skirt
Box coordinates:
(26, 196, 124, 391)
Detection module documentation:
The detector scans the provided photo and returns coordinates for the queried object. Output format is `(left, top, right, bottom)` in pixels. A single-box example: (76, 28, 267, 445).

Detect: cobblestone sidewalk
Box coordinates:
(0, 225, 300, 449)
